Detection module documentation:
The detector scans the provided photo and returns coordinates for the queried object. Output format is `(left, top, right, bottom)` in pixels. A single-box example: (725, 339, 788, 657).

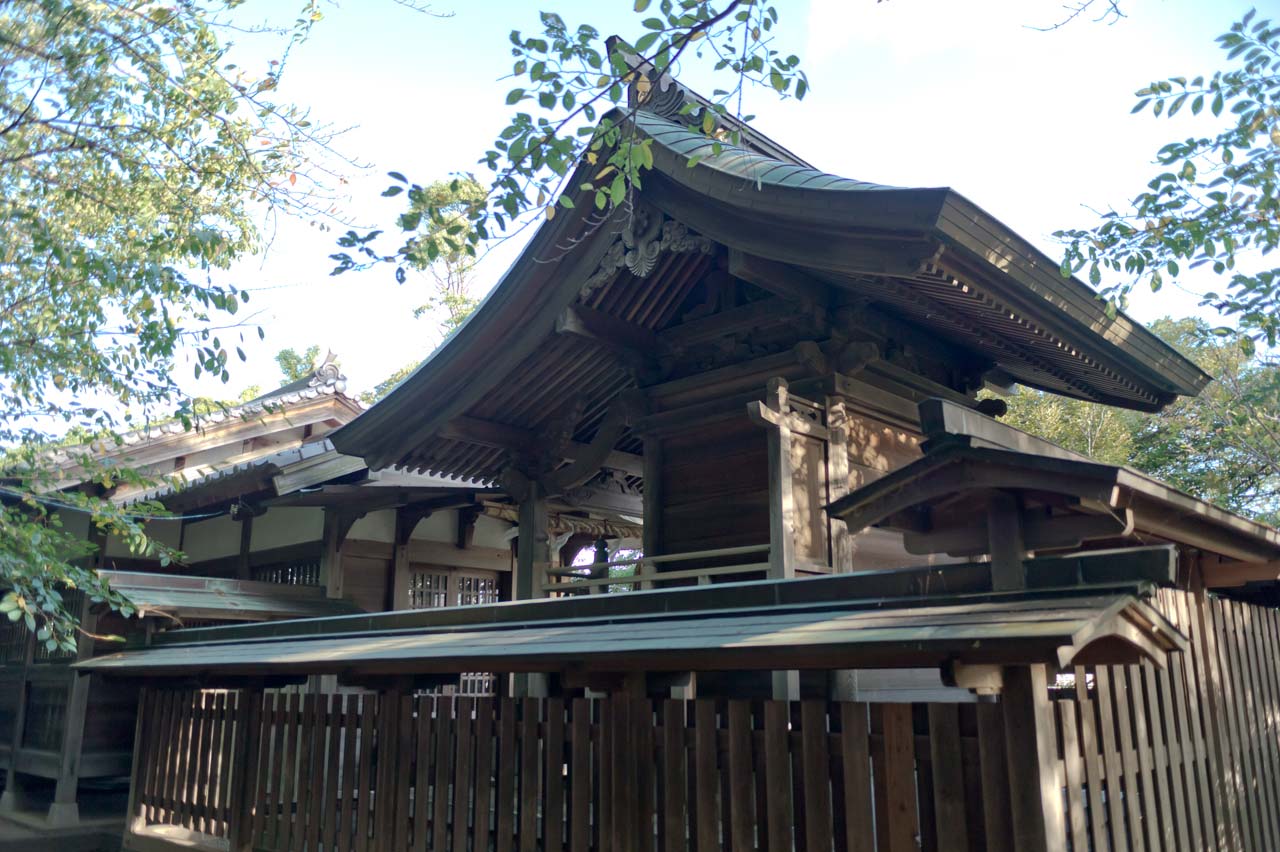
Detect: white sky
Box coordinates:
(188, 0, 1255, 399)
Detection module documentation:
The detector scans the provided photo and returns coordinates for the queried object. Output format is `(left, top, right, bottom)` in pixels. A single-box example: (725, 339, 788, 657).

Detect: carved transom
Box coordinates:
(580, 202, 713, 298)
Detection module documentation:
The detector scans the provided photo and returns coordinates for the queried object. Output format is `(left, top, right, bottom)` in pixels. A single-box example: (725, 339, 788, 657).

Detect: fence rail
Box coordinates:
(540, 544, 772, 595)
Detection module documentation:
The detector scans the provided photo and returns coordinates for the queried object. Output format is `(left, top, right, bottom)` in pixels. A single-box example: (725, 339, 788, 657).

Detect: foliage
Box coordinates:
(360, 360, 420, 405)
(1057, 11, 1280, 348)
(0, 0, 342, 646)
(994, 317, 1280, 524)
(997, 390, 1134, 466)
(275, 345, 323, 382)
(334, 0, 808, 283)
(402, 177, 486, 336)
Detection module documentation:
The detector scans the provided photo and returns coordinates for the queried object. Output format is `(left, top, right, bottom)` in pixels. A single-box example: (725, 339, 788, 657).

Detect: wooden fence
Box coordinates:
(130, 689, 1021, 852)
(126, 589, 1280, 852)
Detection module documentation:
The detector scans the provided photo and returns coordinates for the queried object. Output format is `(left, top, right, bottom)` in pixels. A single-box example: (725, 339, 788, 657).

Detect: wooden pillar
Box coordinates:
(318, 508, 351, 600)
(515, 481, 549, 602)
(392, 508, 418, 612)
(124, 688, 150, 835)
(1002, 664, 1066, 851)
(642, 435, 663, 559)
(229, 690, 264, 852)
(987, 492, 1027, 591)
(48, 596, 98, 827)
(763, 377, 797, 582)
(235, 514, 254, 581)
(825, 397, 853, 573)
(0, 626, 35, 816)
(513, 482, 550, 697)
(762, 378, 799, 700)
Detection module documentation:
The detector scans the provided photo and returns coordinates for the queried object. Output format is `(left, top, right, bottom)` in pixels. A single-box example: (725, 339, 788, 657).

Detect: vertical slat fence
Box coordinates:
(124, 591, 1280, 852)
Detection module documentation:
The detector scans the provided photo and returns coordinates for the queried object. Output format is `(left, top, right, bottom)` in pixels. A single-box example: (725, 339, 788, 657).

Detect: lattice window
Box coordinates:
(407, 570, 449, 609)
(405, 570, 498, 696)
(0, 622, 29, 665)
(21, 683, 67, 750)
(251, 560, 320, 586)
(457, 574, 498, 607)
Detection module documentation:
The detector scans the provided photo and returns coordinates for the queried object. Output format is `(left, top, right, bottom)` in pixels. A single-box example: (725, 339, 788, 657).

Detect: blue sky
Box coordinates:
(199, 0, 1257, 398)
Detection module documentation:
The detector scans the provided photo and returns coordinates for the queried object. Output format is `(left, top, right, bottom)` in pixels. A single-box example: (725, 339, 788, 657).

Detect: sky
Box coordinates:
(193, 0, 1257, 399)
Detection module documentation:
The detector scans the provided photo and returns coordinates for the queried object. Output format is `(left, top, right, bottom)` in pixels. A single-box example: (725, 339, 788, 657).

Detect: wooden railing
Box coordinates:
(539, 544, 771, 595)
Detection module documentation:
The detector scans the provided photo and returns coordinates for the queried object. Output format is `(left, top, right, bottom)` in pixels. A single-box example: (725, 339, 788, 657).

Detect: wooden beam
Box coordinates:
(1200, 555, 1280, 588)
(439, 416, 643, 476)
(727, 249, 829, 306)
(657, 296, 804, 349)
(905, 510, 1134, 557)
(556, 483, 643, 517)
(344, 538, 513, 573)
(541, 398, 637, 493)
(556, 304, 663, 361)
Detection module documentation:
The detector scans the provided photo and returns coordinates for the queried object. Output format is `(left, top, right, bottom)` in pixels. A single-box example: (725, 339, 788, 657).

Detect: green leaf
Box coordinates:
(506, 88, 525, 105)
(634, 0, 651, 10)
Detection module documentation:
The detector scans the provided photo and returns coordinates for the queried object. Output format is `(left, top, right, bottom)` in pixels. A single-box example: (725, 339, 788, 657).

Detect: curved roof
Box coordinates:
(334, 89, 1209, 475)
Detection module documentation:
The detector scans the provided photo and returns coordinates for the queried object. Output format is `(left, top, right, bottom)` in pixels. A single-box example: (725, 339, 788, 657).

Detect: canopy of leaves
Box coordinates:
(1057, 11, 1280, 348)
(360, 360, 419, 406)
(0, 0, 341, 647)
(339, 1, 808, 283)
(275, 345, 322, 382)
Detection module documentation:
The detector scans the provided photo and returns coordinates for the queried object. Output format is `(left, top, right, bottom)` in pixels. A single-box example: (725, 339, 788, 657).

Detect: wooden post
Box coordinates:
(825, 397, 853, 573)
(0, 626, 35, 816)
(392, 508, 415, 611)
(987, 492, 1027, 591)
(642, 435, 663, 559)
(229, 690, 264, 852)
(235, 514, 254, 580)
(763, 377, 797, 582)
(1002, 664, 1065, 851)
(515, 480, 549, 602)
(48, 596, 98, 827)
(124, 688, 151, 836)
(761, 378, 799, 700)
(513, 481, 550, 697)
(319, 508, 353, 600)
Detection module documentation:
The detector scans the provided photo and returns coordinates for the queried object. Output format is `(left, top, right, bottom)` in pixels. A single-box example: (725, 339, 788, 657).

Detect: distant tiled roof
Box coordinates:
(126, 438, 341, 504)
(48, 351, 363, 481)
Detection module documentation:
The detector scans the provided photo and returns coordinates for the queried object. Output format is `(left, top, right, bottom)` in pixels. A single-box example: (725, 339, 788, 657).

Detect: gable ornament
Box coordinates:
(580, 202, 713, 298)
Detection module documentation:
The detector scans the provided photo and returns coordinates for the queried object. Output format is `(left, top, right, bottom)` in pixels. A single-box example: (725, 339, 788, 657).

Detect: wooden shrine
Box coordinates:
(62, 47, 1280, 851)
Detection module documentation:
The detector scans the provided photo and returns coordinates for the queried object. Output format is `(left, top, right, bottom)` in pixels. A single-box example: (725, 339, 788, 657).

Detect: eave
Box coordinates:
(333, 106, 1208, 475)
